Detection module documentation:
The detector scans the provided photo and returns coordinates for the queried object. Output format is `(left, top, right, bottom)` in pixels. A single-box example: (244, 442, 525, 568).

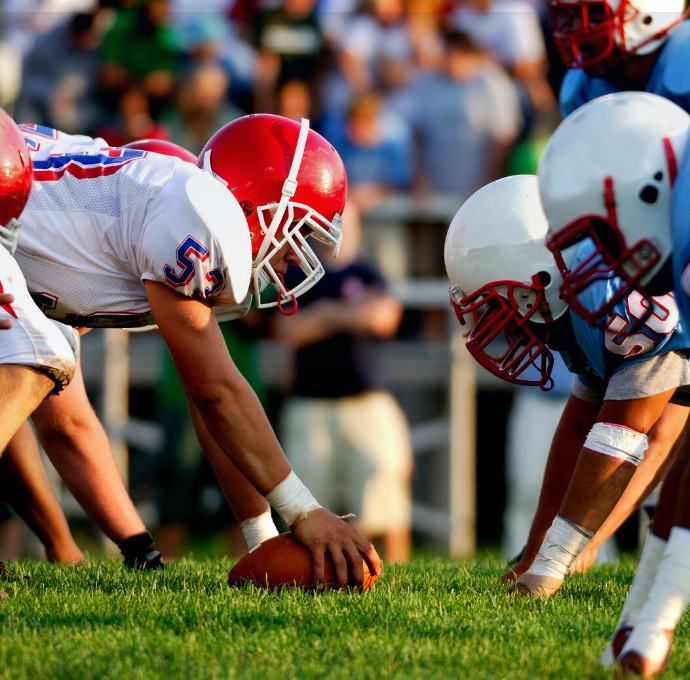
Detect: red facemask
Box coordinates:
(451, 277, 555, 391)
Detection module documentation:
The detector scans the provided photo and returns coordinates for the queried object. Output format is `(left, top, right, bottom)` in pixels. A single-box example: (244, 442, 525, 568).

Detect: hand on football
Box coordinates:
(291, 508, 382, 589)
(0, 293, 14, 329)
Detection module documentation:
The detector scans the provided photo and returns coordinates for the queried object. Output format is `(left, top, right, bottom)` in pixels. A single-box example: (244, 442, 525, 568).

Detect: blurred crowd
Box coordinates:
(0, 0, 569, 561)
(1, 0, 566, 215)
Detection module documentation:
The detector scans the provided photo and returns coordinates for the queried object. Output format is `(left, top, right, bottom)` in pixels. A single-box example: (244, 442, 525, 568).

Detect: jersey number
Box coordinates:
(164, 236, 224, 298)
(604, 291, 679, 358)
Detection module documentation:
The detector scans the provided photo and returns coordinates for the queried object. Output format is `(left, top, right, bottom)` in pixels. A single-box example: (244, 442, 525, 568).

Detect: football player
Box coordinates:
(552, 0, 690, 116)
(9, 115, 381, 587)
(537, 91, 690, 678)
(0, 109, 89, 564)
(445, 174, 690, 605)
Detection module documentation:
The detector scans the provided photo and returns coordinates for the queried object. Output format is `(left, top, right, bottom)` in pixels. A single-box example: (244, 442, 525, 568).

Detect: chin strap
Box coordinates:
(276, 273, 298, 316)
(255, 118, 311, 265)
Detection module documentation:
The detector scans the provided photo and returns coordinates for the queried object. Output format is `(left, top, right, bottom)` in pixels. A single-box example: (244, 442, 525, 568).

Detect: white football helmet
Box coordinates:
(551, 0, 687, 69)
(445, 175, 571, 391)
(539, 91, 690, 329)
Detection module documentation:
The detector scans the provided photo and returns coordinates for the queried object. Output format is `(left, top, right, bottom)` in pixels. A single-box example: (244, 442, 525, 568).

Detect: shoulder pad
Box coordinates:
(662, 24, 690, 96)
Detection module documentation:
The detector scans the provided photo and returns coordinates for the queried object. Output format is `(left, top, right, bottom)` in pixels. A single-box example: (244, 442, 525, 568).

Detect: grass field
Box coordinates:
(1, 555, 689, 680)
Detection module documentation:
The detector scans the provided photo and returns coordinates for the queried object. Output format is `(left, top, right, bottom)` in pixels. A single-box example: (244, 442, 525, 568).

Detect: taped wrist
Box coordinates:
(523, 515, 593, 582)
(622, 526, 690, 665)
(584, 422, 648, 467)
(617, 532, 667, 628)
(118, 531, 164, 570)
(240, 512, 279, 552)
(265, 471, 322, 527)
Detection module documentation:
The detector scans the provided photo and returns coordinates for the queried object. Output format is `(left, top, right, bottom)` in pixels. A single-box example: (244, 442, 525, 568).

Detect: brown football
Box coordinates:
(228, 532, 381, 590)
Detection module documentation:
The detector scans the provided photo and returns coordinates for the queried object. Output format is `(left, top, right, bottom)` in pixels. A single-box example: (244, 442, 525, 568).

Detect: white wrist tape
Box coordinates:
(584, 422, 648, 467)
(621, 527, 690, 666)
(526, 515, 594, 580)
(617, 531, 667, 627)
(240, 512, 279, 553)
(265, 470, 322, 527)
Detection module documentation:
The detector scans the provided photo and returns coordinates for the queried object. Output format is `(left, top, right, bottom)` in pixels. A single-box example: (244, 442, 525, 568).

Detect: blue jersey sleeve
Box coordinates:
(571, 240, 689, 380)
(559, 69, 621, 116)
(559, 23, 690, 117)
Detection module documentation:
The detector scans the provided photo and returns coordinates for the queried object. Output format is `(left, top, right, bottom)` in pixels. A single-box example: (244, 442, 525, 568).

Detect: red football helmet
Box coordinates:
(197, 114, 347, 313)
(123, 139, 198, 163)
(551, 0, 688, 70)
(0, 109, 33, 254)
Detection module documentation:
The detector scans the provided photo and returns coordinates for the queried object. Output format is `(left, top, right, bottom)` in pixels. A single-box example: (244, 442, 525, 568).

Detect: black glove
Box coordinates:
(118, 531, 164, 570)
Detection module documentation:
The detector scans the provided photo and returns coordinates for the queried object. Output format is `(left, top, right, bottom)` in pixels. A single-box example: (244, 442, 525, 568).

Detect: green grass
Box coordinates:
(1, 556, 689, 679)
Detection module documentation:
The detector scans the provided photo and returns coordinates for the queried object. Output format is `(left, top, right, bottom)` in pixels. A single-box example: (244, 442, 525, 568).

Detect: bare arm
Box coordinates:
(1, 420, 84, 563)
(31, 359, 146, 544)
(572, 402, 687, 572)
(502, 393, 600, 583)
(185, 390, 272, 525)
(146, 280, 382, 585)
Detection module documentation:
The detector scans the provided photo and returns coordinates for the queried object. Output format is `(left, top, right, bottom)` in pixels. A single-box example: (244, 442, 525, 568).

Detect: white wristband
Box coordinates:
(265, 470, 322, 527)
(240, 512, 279, 553)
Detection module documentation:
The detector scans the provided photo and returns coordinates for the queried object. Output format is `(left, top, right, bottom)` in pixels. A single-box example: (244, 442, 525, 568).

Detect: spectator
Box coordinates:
(1, 0, 98, 58)
(324, 0, 415, 115)
(272, 202, 413, 562)
(448, 0, 557, 115)
(326, 92, 412, 214)
(389, 30, 521, 196)
(95, 84, 169, 146)
(250, 0, 325, 112)
(167, 62, 244, 156)
(98, 0, 182, 121)
(277, 78, 313, 122)
(14, 10, 107, 134)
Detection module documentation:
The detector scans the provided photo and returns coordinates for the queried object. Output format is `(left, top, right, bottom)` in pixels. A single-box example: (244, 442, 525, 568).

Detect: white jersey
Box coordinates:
(15, 125, 252, 328)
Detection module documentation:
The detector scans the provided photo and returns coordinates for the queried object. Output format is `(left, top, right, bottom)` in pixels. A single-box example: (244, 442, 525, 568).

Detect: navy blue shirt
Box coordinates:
(284, 262, 388, 398)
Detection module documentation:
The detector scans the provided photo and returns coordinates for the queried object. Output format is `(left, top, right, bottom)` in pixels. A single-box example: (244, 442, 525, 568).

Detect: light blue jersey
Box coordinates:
(560, 22, 690, 117)
(562, 240, 689, 385)
(671, 145, 690, 328)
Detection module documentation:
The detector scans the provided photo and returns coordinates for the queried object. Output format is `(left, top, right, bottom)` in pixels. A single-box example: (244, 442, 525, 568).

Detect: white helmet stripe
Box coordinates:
(255, 118, 311, 264)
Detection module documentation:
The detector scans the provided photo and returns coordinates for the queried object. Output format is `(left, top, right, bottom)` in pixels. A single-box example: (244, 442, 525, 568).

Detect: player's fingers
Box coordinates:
(0, 319, 12, 330)
(351, 532, 382, 576)
(329, 540, 349, 589)
(311, 543, 326, 590)
(341, 540, 364, 586)
(0, 293, 14, 305)
(501, 568, 519, 585)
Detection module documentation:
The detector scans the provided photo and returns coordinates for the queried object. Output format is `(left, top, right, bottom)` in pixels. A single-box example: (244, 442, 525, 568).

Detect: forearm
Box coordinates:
(32, 365, 145, 543)
(186, 392, 271, 523)
(189, 374, 291, 496)
(521, 395, 598, 562)
(583, 404, 687, 551)
(1, 420, 75, 551)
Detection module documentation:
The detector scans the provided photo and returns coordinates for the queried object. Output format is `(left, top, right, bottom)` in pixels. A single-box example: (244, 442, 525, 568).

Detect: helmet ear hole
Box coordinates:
(642, 15, 653, 25)
(536, 271, 551, 287)
(240, 200, 255, 216)
(639, 185, 659, 205)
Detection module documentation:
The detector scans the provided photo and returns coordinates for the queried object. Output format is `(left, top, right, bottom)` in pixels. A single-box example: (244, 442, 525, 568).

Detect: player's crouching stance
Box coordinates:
(12, 115, 380, 587)
(444, 175, 690, 605)
(538, 92, 690, 678)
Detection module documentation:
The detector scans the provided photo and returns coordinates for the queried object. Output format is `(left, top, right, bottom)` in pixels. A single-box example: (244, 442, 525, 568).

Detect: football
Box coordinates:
(228, 532, 381, 590)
